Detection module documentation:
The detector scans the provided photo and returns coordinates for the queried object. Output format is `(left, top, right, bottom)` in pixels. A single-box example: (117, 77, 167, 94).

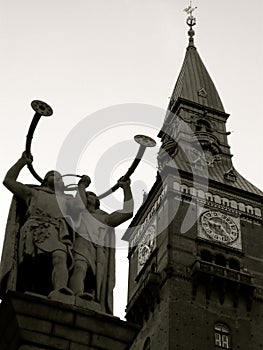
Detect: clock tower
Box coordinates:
(123, 8, 263, 350)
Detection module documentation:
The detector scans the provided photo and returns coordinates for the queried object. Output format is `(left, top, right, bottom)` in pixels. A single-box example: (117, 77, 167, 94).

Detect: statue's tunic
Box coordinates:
(0, 186, 74, 296)
(19, 189, 73, 261)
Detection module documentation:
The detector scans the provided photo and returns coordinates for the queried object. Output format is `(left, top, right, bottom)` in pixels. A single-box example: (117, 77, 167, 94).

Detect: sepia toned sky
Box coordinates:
(0, 1, 262, 319)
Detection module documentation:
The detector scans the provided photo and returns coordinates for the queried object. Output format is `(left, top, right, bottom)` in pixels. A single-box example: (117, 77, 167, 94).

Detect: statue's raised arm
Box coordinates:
(105, 177, 134, 227)
(3, 152, 34, 201)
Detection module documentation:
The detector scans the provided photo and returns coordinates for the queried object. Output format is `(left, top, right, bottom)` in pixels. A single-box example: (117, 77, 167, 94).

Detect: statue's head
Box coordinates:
(86, 191, 100, 209)
(41, 171, 64, 191)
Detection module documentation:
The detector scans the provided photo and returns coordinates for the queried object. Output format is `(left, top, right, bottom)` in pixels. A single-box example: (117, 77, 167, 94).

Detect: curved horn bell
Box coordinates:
(97, 134, 156, 199)
(25, 100, 53, 183)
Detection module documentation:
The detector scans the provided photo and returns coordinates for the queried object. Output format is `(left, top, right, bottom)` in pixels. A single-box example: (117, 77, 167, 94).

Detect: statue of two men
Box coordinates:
(0, 152, 133, 314)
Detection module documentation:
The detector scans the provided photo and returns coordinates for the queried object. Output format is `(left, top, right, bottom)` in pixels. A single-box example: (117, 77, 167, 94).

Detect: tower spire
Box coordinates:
(184, 0, 197, 47)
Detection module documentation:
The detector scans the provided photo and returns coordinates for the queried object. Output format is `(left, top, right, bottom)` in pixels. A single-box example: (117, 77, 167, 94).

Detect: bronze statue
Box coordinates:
(1, 152, 82, 297)
(0, 151, 133, 313)
(0, 100, 155, 313)
(69, 176, 134, 314)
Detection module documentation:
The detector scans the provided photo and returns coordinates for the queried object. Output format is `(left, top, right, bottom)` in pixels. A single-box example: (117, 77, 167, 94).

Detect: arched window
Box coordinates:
(181, 185, 189, 194)
(214, 323, 231, 349)
(222, 198, 229, 207)
(255, 208, 262, 217)
(143, 337, 151, 350)
(215, 254, 226, 267)
(238, 202, 246, 212)
(214, 195, 221, 204)
(230, 200, 238, 209)
(228, 258, 240, 271)
(197, 189, 205, 199)
(246, 205, 254, 215)
(205, 192, 213, 202)
(201, 249, 212, 262)
(196, 119, 212, 133)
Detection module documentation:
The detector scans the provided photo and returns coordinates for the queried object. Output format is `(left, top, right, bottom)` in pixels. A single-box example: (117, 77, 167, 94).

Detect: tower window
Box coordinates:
(214, 323, 231, 349)
(228, 258, 240, 271)
(200, 249, 212, 262)
(143, 337, 151, 350)
(215, 254, 226, 267)
(196, 119, 212, 133)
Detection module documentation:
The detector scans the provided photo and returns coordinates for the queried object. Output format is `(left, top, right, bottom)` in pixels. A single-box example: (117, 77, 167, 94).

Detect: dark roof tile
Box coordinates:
(171, 46, 225, 113)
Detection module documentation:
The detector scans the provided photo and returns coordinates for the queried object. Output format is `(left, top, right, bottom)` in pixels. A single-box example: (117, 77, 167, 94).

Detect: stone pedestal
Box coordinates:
(0, 291, 140, 350)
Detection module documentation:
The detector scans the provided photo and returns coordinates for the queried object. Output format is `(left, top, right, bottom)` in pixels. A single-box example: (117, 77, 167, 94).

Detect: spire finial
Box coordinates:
(184, 0, 197, 47)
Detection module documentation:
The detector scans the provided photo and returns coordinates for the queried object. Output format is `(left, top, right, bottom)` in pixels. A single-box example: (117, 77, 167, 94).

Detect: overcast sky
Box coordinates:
(1, 1, 262, 319)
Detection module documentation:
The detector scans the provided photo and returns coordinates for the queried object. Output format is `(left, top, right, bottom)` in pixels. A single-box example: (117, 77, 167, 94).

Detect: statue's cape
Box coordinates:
(0, 195, 25, 296)
(96, 226, 115, 315)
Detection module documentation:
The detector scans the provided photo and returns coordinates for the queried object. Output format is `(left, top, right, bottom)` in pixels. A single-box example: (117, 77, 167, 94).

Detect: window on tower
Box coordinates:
(200, 249, 212, 262)
(228, 258, 240, 271)
(214, 323, 231, 349)
(195, 119, 212, 133)
(215, 254, 226, 267)
(143, 337, 151, 350)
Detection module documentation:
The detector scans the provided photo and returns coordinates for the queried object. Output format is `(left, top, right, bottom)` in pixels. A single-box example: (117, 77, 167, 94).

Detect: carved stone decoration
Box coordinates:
(190, 143, 221, 167)
(158, 134, 177, 170)
(138, 224, 156, 268)
(191, 259, 255, 310)
(137, 220, 157, 275)
(173, 181, 262, 219)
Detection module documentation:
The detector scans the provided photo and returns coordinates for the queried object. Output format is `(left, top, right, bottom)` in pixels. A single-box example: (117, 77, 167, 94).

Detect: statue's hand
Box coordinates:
(21, 151, 33, 164)
(78, 175, 91, 188)
(118, 177, 131, 189)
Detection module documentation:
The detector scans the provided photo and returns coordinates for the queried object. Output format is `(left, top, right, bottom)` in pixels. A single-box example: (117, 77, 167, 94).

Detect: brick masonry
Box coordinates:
(0, 291, 140, 350)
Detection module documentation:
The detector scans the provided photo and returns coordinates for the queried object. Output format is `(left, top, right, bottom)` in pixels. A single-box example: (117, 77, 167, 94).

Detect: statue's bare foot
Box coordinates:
(77, 291, 94, 300)
(58, 287, 74, 295)
(48, 287, 74, 297)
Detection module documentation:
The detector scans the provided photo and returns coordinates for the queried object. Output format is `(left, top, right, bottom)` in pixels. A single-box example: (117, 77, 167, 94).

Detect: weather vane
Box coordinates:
(184, 0, 197, 28)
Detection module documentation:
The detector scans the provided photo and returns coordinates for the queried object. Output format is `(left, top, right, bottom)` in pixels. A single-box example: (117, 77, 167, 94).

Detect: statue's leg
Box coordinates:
(69, 258, 88, 295)
(51, 250, 68, 291)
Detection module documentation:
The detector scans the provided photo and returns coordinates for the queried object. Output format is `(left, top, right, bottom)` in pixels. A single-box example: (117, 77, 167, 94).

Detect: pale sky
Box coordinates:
(1, 1, 262, 319)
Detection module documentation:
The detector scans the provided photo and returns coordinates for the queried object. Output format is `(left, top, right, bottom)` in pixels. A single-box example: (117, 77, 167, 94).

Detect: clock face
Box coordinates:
(138, 225, 156, 266)
(201, 210, 239, 244)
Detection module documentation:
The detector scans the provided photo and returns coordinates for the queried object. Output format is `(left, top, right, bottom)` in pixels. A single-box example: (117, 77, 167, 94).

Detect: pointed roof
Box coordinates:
(170, 36, 225, 113)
